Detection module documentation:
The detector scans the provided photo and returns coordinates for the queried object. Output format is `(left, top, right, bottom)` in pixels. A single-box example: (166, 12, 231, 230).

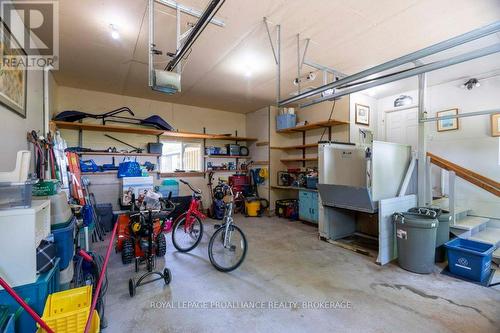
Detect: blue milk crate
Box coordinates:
(276, 114, 296, 130)
(0, 259, 59, 333)
(445, 238, 495, 282)
(51, 217, 76, 270)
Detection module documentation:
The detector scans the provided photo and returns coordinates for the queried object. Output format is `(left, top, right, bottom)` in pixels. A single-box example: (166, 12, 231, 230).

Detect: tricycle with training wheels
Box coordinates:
(172, 179, 248, 272)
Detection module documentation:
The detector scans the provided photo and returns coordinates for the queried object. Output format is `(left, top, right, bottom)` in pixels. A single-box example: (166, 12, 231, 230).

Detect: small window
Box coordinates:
(160, 141, 202, 173)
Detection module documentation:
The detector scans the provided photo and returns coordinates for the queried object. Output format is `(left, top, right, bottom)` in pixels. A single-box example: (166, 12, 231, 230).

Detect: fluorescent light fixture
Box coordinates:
(110, 24, 120, 39)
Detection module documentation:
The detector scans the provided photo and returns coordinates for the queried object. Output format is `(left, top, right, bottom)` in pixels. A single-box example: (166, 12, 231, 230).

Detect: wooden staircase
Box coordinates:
(428, 153, 500, 261)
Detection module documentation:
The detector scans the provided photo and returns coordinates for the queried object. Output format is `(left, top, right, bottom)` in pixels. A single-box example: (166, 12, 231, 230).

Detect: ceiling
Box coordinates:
(53, 0, 500, 113)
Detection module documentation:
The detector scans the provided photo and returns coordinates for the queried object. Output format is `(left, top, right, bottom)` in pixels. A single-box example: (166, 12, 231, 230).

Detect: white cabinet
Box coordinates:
(0, 200, 51, 288)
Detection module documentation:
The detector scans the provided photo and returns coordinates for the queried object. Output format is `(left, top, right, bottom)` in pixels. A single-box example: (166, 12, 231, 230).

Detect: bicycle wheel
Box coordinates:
(208, 224, 247, 272)
(171, 214, 204, 252)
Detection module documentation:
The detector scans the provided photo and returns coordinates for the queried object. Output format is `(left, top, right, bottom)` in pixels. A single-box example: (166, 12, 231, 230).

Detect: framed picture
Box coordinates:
(492, 114, 500, 137)
(355, 103, 370, 126)
(0, 20, 28, 118)
(436, 108, 459, 132)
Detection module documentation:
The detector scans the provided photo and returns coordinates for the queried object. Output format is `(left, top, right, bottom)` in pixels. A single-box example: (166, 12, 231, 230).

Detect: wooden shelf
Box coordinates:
(206, 169, 246, 173)
(280, 157, 318, 163)
(52, 121, 164, 135)
(271, 185, 317, 192)
(160, 172, 204, 178)
(276, 119, 349, 133)
(204, 155, 251, 159)
(82, 171, 159, 175)
(51, 121, 258, 141)
(256, 141, 269, 146)
(252, 160, 269, 165)
(271, 144, 318, 150)
(78, 152, 160, 157)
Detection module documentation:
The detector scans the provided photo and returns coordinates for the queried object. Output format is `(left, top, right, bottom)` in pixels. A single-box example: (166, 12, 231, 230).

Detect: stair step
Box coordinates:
(468, 227, 500, 246)
(452, 216, 489, 231)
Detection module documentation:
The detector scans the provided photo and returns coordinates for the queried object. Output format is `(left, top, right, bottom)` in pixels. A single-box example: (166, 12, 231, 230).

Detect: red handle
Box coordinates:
(84, 218, 119, 333)
(0, 277, 54, 333)
(78, 249, 94, 263)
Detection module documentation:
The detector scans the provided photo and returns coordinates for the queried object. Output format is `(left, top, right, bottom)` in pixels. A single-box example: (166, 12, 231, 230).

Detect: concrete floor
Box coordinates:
(100, 216, 500, 333)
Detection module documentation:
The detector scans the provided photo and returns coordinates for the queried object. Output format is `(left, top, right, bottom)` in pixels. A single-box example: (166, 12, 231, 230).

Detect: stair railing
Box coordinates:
(427, 152, 500, 226)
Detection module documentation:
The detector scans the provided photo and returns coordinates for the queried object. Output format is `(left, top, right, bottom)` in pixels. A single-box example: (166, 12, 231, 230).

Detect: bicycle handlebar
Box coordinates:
(179, 179, 202, 195)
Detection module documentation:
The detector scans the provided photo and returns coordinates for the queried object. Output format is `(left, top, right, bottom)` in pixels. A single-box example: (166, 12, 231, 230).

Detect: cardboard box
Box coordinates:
(120, 176, 154, 206)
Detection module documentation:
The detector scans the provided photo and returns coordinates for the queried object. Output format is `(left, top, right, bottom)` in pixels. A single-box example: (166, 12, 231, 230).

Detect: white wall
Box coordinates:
(376, 77, 500, 217)
(349, 92, 378, 144)
(54, 86, 248, 209)
(0, 9, 55, 173)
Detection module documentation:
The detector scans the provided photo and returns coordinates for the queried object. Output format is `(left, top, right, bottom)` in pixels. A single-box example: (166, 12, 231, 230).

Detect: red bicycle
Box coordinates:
(171, 179, 206, 252)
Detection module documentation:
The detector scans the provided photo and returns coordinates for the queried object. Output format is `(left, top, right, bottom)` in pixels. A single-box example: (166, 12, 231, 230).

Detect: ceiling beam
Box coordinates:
(279, 20, 500, 107)
(155, 0, 225, 27)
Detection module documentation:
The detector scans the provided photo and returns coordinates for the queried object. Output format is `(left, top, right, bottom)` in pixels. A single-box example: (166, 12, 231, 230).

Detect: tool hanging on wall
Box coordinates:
(26, 130, 59, 180)
(53, 107, 175, 131)
(66, 151, 86, 205)
(104, 134, 143, 153)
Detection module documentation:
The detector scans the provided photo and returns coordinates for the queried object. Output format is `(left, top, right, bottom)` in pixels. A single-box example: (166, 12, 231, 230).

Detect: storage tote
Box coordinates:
(445, 238, 495, 282)
(51, 216, 76, 271)
(276, 114, 296, 130)
(0, 259, 59, 333)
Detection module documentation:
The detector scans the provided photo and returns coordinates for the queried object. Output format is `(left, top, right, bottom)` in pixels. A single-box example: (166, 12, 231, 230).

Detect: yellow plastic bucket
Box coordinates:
(245, 200, 261, 217)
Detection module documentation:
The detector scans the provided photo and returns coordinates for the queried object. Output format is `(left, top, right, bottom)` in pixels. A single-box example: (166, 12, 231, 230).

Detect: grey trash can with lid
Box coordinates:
(408, 207, 451, 262)
(393, 212, 439, 274)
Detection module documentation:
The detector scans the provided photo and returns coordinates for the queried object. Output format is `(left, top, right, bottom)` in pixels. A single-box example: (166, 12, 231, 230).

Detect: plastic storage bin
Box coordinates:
(276, 114, 296, 130)
(306, 177, 318, 189)
(0, 259, 59, 333)
(0, 200, 51, 288)
(445, 238, 495, 282)
(1, 314, 15, 333)
(159, 179, 179, 198)
(0, 182, 33, 209)
(37, 286, 99, 333)
(51, 217, 76, 271)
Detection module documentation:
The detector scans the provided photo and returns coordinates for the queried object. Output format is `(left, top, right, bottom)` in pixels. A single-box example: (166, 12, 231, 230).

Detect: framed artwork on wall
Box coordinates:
(0, 20, 28, 118)
(436, 108, 459, 132)
(491, 114, 500, 137)
(355, 103, 370, 126)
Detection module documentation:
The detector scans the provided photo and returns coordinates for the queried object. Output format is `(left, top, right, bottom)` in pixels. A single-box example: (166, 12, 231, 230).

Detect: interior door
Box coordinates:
(385, 107, 418, 151)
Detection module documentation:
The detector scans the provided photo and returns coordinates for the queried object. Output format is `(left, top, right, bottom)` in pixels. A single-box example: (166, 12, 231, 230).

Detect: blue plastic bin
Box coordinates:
(2, 314, 15, 333)
(445, 238, 495, 282)
(306, 177, 318, 189)
(276, 114, 296, 130)
(51, 216, 75, 270)
(0, 259, 59, 333)
(159, 179, 179, 198)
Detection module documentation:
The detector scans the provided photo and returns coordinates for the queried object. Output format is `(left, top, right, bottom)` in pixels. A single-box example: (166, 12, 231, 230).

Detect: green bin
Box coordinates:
(393, 212, 438, 274)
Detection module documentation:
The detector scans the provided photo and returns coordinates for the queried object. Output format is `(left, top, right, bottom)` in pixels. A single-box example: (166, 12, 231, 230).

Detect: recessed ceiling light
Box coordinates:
(110, 24, 120, 40)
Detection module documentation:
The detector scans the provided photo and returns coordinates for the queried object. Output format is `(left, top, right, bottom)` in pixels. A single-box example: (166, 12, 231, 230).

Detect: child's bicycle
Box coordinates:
(171, 179, 206, 252)
(172, 179, 248, 272)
